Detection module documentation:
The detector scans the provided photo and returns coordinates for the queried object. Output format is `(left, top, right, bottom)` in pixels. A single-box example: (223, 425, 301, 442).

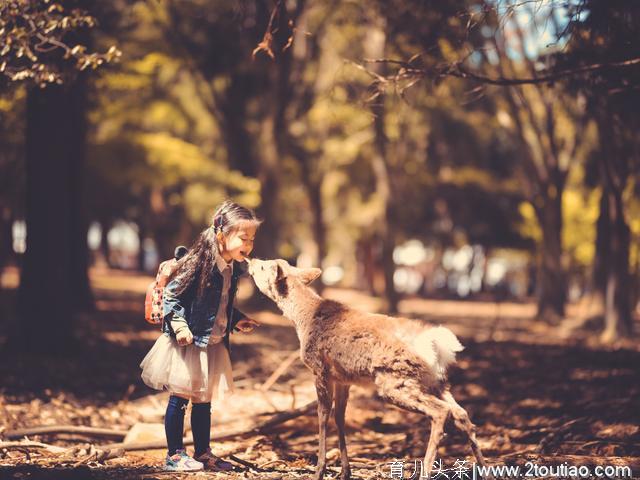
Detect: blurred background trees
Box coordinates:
(1, 0, 638, 351)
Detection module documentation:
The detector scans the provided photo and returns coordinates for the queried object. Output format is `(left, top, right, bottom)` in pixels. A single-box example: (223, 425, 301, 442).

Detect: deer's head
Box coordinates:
(247, 258, 322, 303)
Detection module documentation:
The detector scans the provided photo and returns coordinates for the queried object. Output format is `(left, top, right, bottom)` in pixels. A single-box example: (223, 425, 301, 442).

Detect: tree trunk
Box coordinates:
(69, 207, 93, 312)
(68, 72, 94, 312)
(255, 114, 281, 259)
(534, 188, 566, 322)
(218, 77, 258, 179)
(591, 189, 609, 317)
(356, 237, 377, 295)
(366, 23, 398, 313)
(596, 113, 633, 342)
(16, 81, 83, 353)
(137, 221, 147, 272)
(259, 0, 307, 261)
(280, 0, 327, 289)
(380, 200, 398, 313)
(0, 206, 13, 275)
(99, 218, 113, 268)
(601, 188, 632, 342)
(302, 175, 326, 294)
(217, 75, 282, 258)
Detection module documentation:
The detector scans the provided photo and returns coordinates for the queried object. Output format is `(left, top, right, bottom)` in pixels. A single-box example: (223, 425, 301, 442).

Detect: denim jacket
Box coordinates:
(162, 260, 248, 352)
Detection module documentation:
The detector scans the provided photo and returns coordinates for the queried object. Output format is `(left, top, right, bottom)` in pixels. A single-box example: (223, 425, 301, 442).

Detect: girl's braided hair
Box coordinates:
(168, 200, 261, 299)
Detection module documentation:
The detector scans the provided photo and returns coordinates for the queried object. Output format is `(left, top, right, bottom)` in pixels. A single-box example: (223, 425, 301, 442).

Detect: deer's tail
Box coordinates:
(411, 325, 464, 380)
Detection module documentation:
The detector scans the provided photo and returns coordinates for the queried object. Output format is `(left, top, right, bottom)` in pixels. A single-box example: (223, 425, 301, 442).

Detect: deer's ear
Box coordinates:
(298, 267, 322, 285)
(275, 263, 286, 281)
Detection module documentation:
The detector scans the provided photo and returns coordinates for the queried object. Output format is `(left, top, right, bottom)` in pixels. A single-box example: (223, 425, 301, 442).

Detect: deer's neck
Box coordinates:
(277, 282, 322, 340)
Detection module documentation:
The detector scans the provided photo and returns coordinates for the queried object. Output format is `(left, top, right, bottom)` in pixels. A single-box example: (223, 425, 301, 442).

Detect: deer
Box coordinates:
(246, 258, 489, 480)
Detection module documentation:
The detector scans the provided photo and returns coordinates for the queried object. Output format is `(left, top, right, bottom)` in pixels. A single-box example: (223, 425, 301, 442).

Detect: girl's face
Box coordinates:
(219, 222, 257, 262)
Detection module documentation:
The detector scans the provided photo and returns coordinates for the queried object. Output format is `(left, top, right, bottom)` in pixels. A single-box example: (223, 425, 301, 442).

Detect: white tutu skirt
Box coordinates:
(140, 334, 235, 404)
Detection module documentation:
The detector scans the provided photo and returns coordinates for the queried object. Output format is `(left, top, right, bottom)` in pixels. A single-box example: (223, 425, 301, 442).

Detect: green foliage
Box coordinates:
(87, 5, 260, 237)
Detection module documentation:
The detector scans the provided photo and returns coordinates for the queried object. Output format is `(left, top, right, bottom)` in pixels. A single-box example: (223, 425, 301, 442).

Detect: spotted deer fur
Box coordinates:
(247, 258, 488, 480)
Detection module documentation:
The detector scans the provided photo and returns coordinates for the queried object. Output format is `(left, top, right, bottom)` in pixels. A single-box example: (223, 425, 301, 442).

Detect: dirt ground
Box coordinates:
(1, 266, 639, 479)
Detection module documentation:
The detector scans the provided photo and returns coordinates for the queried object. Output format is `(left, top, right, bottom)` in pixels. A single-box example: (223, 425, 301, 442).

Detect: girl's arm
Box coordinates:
(162, 278, 187, 330)
(230, 261, 253, 332)
(163, 275, 195, 345)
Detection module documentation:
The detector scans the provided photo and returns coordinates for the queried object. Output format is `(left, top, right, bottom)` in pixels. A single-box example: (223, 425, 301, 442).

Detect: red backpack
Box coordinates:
(144, 246, 188, 325)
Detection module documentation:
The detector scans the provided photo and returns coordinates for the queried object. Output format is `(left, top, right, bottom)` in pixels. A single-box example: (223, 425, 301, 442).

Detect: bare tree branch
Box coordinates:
(364, 56, 640, 88)
(252, 0, 284, 60)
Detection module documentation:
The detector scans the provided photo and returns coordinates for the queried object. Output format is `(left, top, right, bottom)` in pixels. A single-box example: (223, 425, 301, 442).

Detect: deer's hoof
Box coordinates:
(340, 467, 352, 480)
(313, 466, 325, 480)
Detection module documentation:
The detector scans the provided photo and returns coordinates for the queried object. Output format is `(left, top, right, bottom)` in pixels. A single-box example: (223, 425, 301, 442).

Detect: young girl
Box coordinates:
(140, 200, 261, 472)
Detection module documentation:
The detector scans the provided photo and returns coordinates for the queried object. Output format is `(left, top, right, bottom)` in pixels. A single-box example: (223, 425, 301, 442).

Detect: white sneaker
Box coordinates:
(164, 448, 204, 471)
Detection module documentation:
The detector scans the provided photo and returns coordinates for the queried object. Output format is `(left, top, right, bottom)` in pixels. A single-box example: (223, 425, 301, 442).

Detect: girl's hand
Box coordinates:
(176, 326, 194, 346)
(235, 317, 260, 333)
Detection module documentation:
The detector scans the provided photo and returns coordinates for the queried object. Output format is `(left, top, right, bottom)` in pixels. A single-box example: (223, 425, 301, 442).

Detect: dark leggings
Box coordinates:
(164, 395, 189, 455)
(165, 395, 212, 457)
(191, 402, 212, 457)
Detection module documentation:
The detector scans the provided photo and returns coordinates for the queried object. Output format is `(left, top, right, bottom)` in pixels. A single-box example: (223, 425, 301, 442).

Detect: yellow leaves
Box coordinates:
(302, 136, 321, 153)
(47, 4, 64, 14)
(437, 38, 456, 62)
(324, 129, 372, 167)
(98, 71, 149, 91)
(135, 132, 202, 183)
(518, 185, 599, 268)
(233, 191, 261, 210)
(348, 189, 386, 228)
(106, 45, 120, 57)
(129, 52, 176, 77)
(183, 184, 227, 224)
(623, 180, 640, 268)
(308, 94, 369, 134)
(0, 97, 11, 112)
(518, 201, 542, 243)
(563, 188, 599, 267)
(70, 45, 85, 56)
(147, 101, 190, 133)
(90, 132, 260, 224)
(0, 84, 24, 111)
(440, 166, 521, 193)
(322, 170, 348, 199)
(134, 132, 260, 192)
(303, 92, 372, 171)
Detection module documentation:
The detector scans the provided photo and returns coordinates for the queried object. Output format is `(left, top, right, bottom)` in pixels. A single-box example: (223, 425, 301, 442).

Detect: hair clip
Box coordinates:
(213, 214, 225, 233)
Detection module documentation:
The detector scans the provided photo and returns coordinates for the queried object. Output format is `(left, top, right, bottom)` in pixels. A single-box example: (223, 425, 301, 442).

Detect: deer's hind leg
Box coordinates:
(313, 373, 334, 480)
(374, 372, 451, 479)
(334, 383, 351, 480)
(442, 390, 488, 469)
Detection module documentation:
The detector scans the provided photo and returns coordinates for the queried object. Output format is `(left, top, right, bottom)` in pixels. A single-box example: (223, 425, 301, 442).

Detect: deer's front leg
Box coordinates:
(314, 373, 334, 480)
